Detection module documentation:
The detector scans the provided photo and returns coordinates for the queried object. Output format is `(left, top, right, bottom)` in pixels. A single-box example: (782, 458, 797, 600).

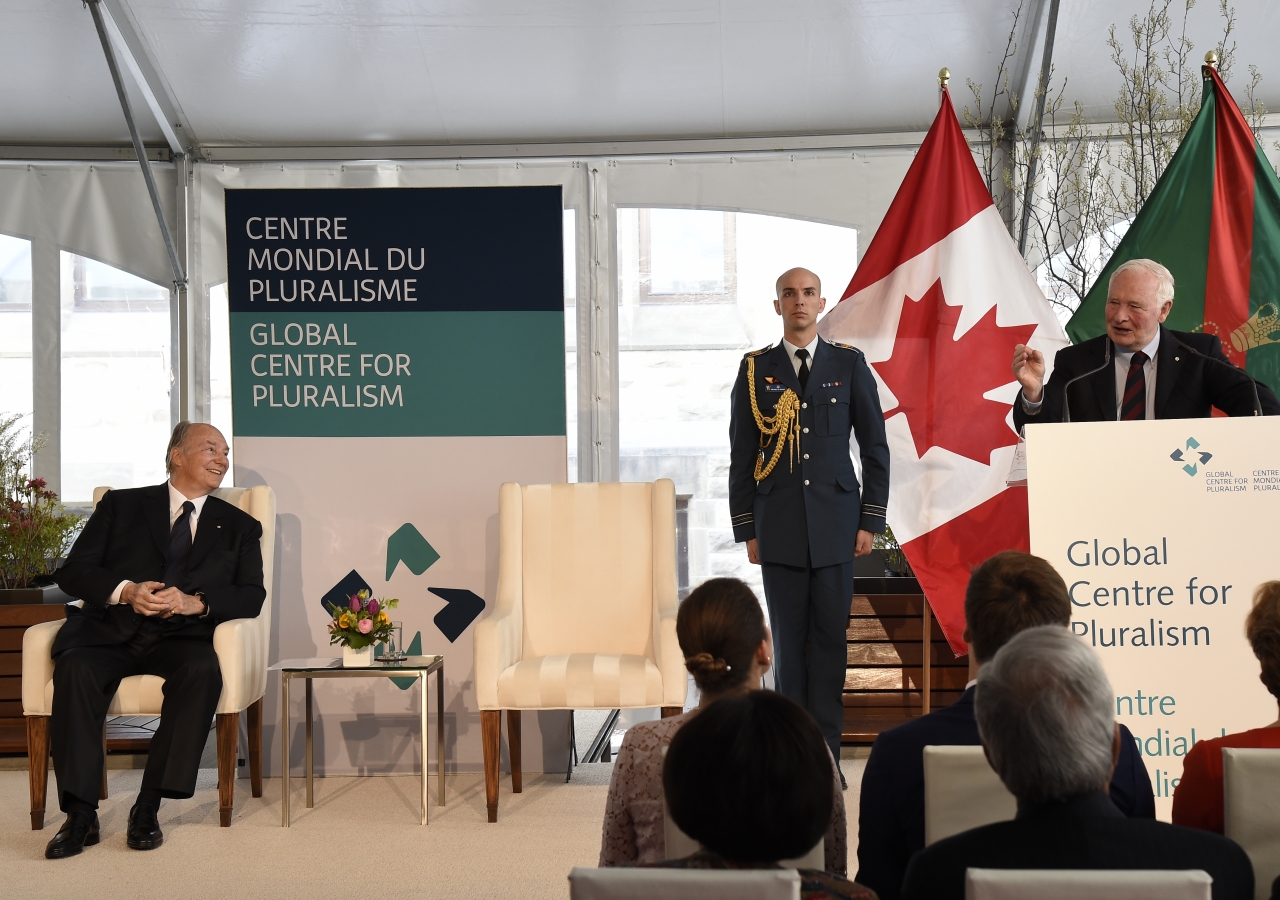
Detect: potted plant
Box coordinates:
(872, 526, 915, 578)
(326, 589, 400, 666)
(0, 414, 83, 604)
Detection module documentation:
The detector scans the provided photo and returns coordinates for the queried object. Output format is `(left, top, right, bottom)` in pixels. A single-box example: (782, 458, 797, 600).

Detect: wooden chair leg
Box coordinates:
(27, 716, 49, 830)
(481, 710, 500, 823)
(507, 709, 522, 794)
(247, 697, 264, 798)
(216, 712, 238, 827)
(101, 727, 109, 800)
(661, 706, 683, 719)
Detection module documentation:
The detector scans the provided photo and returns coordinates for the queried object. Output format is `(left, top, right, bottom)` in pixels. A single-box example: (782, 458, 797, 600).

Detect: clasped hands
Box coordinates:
(122, 581, 204, 618)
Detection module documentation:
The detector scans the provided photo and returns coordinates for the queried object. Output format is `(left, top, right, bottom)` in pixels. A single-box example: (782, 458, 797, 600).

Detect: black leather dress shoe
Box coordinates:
(126, 803, 164, 851)
(45, 811, 100, 859)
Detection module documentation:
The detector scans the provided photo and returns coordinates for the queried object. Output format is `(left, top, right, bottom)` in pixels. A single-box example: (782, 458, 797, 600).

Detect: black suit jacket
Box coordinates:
(855, 687, 1155, 900)
(901, 791, 1254, 900)
(54, 484, 266, 654)
(729, 338, 890, 568)
(1012, 326, 1280, 431)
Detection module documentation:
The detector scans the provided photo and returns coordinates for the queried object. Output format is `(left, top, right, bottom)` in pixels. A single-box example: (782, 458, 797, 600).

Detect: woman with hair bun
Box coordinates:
(1173, 581, 1280, 832)
(598, 577, 847, 873)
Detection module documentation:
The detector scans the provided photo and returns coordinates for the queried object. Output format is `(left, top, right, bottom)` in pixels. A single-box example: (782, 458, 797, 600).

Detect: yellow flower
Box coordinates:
(338, 613, 353, 629)
(377, 612, 389, 625)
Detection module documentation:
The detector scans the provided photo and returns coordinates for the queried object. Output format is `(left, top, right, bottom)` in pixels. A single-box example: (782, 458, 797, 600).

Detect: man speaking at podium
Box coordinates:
(1012, 258, 1280, 425)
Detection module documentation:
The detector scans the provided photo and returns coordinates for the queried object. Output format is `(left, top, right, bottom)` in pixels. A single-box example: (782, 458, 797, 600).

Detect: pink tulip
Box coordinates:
(358, 618, 373, 634)
(369, 599, 380, 617)
(349, 595, 362, 612)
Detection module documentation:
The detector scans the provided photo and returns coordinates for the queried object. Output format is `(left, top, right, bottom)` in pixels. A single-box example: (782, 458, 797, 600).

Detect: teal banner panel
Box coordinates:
(229, 310, 564, 436)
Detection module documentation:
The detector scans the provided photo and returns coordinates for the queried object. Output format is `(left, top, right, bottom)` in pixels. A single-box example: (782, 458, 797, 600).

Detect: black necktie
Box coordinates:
(795, 348, 811, 391)
(164, 501, 195, 589)
(1121, 351, 1149, 421)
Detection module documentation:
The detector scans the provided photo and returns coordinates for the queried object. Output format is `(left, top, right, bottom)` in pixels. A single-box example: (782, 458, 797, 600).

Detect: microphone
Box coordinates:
(1061, 339, 1113, 423)
(1168, 334, 1263, 417)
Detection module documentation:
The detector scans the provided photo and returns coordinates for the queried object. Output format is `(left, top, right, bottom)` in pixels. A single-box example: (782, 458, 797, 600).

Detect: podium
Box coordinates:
(1025, 416, 1280, 820)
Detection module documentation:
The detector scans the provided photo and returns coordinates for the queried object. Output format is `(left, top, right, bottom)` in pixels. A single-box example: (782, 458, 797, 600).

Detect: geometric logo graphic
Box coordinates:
(428, 587, 487, 642)
(386, 523, 440, 580)
(1170, 437, 1213, 476)
(322, 523, 488, 646)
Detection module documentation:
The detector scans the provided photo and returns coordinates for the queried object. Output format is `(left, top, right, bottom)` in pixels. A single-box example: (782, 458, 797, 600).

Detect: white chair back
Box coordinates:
(965, 868, 1212, 900)
(568, 867, 801, 900)
(517, 482, 670, 659)
(1224, 746, 1280, 900)
(924, 745, 1017, 845)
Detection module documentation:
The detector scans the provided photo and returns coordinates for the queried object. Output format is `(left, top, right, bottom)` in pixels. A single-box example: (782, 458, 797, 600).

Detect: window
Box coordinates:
(616, 209, 858, 598)
(60, 253, 171, 502)
(0, 235, 33, 442)
(563, 209, 578, 482)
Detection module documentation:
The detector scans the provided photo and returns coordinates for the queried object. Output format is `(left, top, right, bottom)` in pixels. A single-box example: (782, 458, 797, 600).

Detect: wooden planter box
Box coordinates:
(843, 575, 970, 744)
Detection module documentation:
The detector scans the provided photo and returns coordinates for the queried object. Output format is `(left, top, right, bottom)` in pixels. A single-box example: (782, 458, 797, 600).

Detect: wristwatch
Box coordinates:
(195, 591, 211, 619)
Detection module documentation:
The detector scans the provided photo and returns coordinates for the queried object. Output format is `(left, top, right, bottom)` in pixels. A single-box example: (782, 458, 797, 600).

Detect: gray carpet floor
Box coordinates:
(1, 756, 868, 899)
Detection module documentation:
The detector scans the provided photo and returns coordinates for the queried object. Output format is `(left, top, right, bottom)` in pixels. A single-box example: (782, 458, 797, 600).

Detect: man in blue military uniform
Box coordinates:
(729, 267, 890, 774)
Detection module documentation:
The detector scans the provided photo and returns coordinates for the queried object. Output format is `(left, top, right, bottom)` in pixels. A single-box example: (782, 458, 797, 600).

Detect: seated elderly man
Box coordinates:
(46, 423, 264, 860)
(901, 626, 1253, 900)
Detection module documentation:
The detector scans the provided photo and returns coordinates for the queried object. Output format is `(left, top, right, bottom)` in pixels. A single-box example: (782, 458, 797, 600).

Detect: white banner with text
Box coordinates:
(1027, 416, 1279, 820)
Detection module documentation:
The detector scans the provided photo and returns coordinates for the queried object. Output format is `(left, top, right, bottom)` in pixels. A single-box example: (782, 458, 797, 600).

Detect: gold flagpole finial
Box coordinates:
(938, 67, 951, 87)
(1205, 50, 1220, 68)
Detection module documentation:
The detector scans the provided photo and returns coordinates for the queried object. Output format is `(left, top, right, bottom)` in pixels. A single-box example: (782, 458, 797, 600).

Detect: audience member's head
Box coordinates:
(663, 691, 832, 864)
(975, 625, 1116, 804)
(677, 577, 770, 697)
(1247, 582, 1280, 702)
(965, 551, 1071, 664)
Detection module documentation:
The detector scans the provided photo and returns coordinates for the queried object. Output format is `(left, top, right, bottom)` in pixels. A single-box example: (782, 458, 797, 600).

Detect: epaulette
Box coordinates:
(827, 340, 863, 354)
(743, 344, 773, 358)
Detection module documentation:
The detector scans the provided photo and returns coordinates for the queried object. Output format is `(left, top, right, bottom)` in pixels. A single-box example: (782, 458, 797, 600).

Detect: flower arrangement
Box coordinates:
(0, 414, 83, 590)
(326, 590, 399, 650)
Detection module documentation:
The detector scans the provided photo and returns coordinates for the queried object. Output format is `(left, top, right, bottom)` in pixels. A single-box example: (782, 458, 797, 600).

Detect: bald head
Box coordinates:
(773, 267, 827, 345)
(776, 267, 821, 298)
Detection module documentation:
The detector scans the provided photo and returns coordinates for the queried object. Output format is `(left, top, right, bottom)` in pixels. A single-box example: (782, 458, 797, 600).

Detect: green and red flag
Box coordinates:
(1068, 65, 1280, 392)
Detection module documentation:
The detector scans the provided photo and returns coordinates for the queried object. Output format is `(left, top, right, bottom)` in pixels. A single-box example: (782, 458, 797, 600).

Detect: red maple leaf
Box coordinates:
(873, 279, 1037, 464)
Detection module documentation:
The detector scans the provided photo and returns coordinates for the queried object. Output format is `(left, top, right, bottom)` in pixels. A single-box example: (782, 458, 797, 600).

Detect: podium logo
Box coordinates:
(1170, 437, 1213, 476)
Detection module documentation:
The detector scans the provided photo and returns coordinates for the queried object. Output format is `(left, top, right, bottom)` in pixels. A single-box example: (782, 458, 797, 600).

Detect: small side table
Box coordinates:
(273, 655, 445, 826)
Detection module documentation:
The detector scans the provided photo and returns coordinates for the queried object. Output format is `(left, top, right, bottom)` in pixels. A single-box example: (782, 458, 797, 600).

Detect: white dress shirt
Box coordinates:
(781, 335, 820, 378)
(1021, 331, 1160, 420)
(109, 482, 209, 604)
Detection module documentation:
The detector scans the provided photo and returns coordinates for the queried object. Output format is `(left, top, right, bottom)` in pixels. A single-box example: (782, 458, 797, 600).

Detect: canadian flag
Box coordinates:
(819, 87, 1068, 655)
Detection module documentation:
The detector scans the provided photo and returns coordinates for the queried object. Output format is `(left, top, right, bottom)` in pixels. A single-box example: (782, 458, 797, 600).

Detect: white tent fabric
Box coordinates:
(5, 0, 1279, 150)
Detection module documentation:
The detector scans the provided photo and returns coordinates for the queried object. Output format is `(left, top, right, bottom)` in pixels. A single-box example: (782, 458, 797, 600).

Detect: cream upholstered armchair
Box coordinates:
(22, 484, 276, 829)
(474, 480, 687, 822)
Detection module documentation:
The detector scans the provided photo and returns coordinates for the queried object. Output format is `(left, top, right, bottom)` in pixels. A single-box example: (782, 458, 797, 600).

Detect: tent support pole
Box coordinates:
(1017, 0, 1062, 257)
(85, 0, 186, 292)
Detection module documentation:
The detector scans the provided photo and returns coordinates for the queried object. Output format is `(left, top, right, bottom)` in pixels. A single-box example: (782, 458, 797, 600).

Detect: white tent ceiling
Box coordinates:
(4, 0, 1280, 151)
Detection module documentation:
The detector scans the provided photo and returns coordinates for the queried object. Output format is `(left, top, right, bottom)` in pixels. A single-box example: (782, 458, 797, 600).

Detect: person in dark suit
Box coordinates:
(729, 267, 891, 770)
(1011, 257, 1280, 428)
(901, 626, 1253, 900)
(855, 551, 1154, 900)
(45, 423, 264, 860)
